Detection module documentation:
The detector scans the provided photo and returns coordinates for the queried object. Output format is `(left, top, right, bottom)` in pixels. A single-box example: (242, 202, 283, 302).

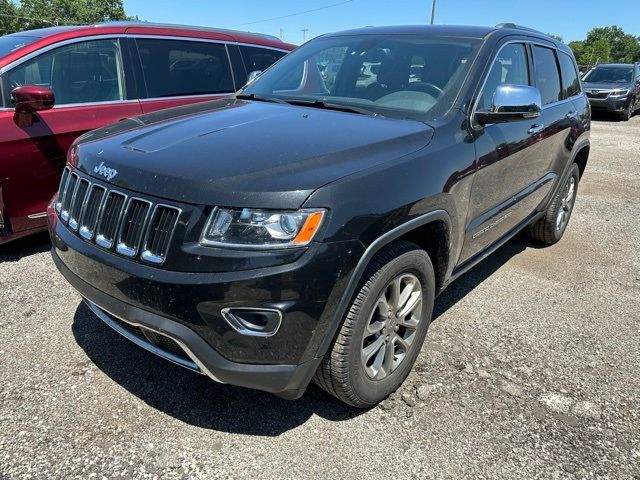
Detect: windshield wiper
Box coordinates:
(283, 98, 381, 117)
(235, 93, 287, 104)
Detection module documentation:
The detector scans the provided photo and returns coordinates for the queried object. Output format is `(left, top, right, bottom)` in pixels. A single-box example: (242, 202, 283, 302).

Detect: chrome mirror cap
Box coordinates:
(476, 84, 543, 124)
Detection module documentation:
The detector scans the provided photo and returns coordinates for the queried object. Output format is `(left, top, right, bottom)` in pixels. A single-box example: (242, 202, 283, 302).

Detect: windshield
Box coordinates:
(583, 66, 633, 83)
(0, 35, 39, 58)
(243, 34, 481, 121)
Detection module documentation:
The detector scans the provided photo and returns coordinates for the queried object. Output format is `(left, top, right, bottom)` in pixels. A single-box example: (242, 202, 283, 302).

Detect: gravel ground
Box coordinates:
(1, 114, 639, 479)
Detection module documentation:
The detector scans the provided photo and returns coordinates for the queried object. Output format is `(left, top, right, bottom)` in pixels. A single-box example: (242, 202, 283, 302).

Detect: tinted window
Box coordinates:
(558, 52, 580, 98)
(478, 43, 530, 111)
(6, 39, 125, 105)
(244, 35, 481, 122)
(582, 66, 633, 83)
(239, 45, 286, 74)
(136, 39, 233, 98)
(532, 46, 562, 105)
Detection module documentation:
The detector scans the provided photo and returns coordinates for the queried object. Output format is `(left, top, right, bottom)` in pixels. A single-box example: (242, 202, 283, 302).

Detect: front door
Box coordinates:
(0, 38, 142, 235)
(459, 42, 549, 264)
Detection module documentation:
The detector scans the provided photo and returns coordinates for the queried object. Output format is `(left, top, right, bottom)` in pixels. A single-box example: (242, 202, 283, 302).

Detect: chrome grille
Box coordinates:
(141, 205, 180, 264)
(586, 90, 609, 99)
(55, 168, 181, 264)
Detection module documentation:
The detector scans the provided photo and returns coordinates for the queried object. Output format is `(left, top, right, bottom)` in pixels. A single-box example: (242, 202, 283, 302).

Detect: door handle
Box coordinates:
(566, 110, 578, 119)
(527, 124, 545, 135)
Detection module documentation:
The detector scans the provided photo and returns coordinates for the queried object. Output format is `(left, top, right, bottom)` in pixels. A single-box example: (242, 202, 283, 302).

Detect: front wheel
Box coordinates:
(313, 241, 435, 407)
(619, 102, 633, 121)
(525, 163, 579, 245)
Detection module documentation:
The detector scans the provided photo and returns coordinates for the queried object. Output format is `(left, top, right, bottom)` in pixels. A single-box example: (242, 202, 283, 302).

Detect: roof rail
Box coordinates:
(494, 23, 547, 36)
(92, 21, 283, 42)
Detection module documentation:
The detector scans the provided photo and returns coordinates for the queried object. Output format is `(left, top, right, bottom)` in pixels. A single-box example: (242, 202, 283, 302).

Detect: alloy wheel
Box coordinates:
(361, 273, 423, 380)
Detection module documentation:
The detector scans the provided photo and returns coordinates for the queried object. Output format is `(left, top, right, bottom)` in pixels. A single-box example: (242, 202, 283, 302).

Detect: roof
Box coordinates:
(324, 25, 496, 39)
(1, 22, 295, 69)
(594, 63, 637, 67)
(7, 21, 286, 43)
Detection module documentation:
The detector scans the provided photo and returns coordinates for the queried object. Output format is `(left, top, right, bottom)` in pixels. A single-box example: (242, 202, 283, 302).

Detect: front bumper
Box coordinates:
(587, 96, 629, 112)
(51, 218, 363, 398)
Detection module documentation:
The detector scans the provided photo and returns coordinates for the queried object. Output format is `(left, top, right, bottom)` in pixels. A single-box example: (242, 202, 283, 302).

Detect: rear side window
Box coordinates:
(5, 39, 125, 106)
(136, 39, 233, 98)
(558, 52, 581, 98)
(532, 46, 562, 105)
(478, 43, 530, 111)
(239, 45, 286, 74)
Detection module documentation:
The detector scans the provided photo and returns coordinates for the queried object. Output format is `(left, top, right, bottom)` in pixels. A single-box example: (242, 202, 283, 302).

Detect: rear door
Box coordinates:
(530, 45, 577, 197)
(133, 38, 236, 114)
(460, 41, 549, 264)
(0, 37, 142, 234)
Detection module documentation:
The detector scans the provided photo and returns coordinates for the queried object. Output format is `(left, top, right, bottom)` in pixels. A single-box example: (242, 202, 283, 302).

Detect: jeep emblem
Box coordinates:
(94, 161, 118, 181)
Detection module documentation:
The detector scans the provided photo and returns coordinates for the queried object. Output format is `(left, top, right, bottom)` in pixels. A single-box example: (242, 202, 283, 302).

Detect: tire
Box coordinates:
(525, 163, 579, 245)
(619, 102, 632, 121)
(313, 240, 435, 407)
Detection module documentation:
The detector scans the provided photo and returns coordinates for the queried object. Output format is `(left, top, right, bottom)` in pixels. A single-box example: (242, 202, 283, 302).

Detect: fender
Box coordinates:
(315, 209, 452, 358)
(539, 137, 590, 213)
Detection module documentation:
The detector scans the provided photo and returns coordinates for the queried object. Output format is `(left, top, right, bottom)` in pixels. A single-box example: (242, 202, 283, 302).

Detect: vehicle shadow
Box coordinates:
(72, 235, 538, 435)
(72, 301, 366, 436)
(0, 231, 50, 263)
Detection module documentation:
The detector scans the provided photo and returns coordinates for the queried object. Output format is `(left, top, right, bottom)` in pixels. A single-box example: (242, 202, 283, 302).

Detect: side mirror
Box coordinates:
(12, 85, 55, 128)
(475, 84, 542, 125)
(246, 70, 263, 84)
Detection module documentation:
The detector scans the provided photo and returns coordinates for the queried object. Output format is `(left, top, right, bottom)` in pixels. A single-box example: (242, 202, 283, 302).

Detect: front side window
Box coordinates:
(532, 46, 562, 105)
(243, 34, 482, 121)
(136, 39, 233, 98)
(239, 45, 286, 74)
(478, 43, 530, 111)
(5, 39, 125, 106)
(558, 51, 580, 98)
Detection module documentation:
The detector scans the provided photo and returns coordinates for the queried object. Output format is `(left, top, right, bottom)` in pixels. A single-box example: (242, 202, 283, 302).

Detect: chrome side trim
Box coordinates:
(27, 212, 47, 219)
(85, 299, 201, 373)
(84, 299, 224, 383)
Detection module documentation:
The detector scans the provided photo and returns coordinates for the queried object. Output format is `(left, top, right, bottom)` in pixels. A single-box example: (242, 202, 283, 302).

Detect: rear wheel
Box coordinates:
(525, 163, 579, 245)
(313, 241, 435, 407)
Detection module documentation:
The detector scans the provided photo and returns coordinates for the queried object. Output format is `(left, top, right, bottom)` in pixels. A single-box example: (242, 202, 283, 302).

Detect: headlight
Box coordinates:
(611, 89, 629, 96)
(200, 207, 326, 248)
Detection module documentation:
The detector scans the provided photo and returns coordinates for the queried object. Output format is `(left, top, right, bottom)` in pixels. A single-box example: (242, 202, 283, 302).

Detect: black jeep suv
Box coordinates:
(582, 62, 640, 120)
(49, 24, 590, 407)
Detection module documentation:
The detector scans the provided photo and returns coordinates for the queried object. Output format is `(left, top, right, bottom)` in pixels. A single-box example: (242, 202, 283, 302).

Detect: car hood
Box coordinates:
(582, 81, 632, 90)
(74, 98, 434, 209)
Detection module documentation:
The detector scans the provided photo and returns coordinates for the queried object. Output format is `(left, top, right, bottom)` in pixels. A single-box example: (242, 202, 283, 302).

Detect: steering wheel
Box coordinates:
(8, 78, 21, 92)
(405, 82, 443, 98)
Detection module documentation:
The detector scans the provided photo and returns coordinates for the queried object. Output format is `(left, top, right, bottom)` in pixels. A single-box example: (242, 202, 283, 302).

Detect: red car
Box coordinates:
(0, 22, 293, 244)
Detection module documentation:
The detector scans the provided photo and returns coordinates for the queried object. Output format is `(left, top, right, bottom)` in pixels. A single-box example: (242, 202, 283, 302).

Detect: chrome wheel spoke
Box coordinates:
(361, 272, 424, 380)
(362, 335, 385, 364)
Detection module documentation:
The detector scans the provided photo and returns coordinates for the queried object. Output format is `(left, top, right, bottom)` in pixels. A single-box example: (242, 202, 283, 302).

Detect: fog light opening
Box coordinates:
(221, 307, 282, 337)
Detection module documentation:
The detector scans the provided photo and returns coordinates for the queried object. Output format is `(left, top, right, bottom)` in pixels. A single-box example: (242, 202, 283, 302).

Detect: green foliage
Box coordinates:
(1, 0, 131, 33)
(570, 25, 640, 66)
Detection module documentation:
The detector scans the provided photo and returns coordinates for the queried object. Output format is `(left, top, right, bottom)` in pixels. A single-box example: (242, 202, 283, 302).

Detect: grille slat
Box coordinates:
(55, 167, 71, 213)
(57, 168, 180, 264)
(116, 198, 151, 257)
(96, 191, 126, 249)
(60, 173, 79, 222)
(68, 179, 90, 231)
(79, 185, 106, 240)
(141, 206, 180, 264)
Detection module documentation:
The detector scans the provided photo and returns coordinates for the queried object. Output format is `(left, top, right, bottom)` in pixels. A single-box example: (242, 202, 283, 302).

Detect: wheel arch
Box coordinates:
(315, 209, 452, 358)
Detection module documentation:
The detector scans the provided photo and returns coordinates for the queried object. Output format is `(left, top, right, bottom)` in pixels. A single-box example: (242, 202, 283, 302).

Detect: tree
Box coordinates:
(0, 0, 20, 34)
(585, 26, 639, 63)
(548, 34, 564, 43)
(1, 0, 131, 33)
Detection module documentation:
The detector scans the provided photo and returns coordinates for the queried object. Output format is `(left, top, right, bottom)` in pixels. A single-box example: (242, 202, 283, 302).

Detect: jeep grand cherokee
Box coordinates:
(49, 24, 590, 407)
